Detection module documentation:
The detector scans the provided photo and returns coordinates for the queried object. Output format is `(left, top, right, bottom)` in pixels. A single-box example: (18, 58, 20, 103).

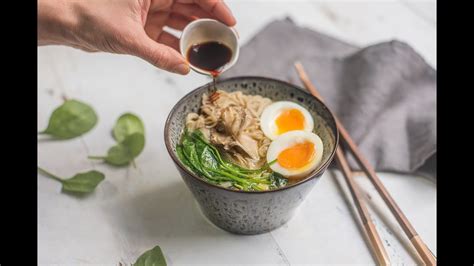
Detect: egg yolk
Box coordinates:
(275, 109, 305, 135)
(277, 141, 315, 169)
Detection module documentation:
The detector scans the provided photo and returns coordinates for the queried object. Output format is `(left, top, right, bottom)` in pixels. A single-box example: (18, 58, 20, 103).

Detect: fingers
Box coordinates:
(157, 31, 180, 51)
(193, 0, 236, 26)
(145, 12, 191, 40)
(166, 13, 191, 31)
(143, 12, 187, 54)
(133, 0, 235, 74)
(172, 3, 216, 20)
(144, 12, 169, 40)
(133, 31, 189, 75)
(151, 0, 236, 27)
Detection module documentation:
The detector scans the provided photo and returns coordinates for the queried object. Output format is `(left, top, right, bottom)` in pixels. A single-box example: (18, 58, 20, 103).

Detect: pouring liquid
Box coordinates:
(186, 41, 233, 91)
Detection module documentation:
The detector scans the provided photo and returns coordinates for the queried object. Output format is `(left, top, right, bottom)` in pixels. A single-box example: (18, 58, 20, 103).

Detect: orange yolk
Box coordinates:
(275, 108, 305, 135)
(277, 141, 315, 169)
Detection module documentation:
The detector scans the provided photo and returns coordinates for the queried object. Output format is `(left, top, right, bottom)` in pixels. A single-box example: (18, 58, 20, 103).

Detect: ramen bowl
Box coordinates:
(164, 77, 338, 234)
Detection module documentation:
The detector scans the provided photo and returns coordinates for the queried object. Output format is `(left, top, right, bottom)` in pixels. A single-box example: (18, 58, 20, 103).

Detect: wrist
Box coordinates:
(38, 0, 79, 46)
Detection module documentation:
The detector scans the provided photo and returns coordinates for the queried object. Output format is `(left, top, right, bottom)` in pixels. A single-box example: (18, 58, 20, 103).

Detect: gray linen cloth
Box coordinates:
(221, 18, 437, 178)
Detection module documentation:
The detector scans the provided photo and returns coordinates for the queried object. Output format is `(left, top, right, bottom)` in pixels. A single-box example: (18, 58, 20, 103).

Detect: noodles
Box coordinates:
(185, 90, 273, 169)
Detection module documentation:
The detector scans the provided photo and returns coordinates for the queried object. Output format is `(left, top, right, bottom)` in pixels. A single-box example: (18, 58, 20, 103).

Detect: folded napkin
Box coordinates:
(222, 18, 437, 178)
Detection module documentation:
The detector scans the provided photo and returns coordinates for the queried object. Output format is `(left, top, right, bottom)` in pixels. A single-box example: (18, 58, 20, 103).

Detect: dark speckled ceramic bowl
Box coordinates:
(165, 76, 338, 234)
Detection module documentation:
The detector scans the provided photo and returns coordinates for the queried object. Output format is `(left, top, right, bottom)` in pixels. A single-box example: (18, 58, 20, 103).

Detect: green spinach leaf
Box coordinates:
(38, 167, 105, 194)
(113, 113, 145, 142)
(199, 146, 220, 171)
(90, 133, 145, 166)
(40, 99, 98, 139)
(182, 134, 204, 173)
(133, 245, 167, 266)
(176, 145, 191, 169)
(177, 130, 284, 191)
(269, 172, 288, 189)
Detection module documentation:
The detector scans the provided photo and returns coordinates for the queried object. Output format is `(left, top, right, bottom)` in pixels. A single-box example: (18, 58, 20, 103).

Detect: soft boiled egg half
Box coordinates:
(267, 130, 324, 179)
(260, 101, 314, 140)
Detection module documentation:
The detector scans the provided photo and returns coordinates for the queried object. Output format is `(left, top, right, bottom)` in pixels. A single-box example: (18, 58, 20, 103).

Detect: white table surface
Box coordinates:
(38, 1, 436, 265)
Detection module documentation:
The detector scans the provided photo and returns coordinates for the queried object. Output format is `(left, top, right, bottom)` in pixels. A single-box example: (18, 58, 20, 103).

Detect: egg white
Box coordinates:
(260, 101, 314, 140)
(267, 130, 324, 179)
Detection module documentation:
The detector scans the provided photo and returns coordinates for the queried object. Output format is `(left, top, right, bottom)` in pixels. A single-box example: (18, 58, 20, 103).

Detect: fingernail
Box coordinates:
(173, 63, 190, 75)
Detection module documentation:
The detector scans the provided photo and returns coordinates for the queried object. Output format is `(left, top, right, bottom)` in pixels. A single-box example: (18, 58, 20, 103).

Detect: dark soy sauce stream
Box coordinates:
(187, 41, 233, 91)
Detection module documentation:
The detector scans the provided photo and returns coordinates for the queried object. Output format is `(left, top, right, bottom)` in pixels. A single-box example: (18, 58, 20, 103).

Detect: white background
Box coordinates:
(38, 0, 436, 265)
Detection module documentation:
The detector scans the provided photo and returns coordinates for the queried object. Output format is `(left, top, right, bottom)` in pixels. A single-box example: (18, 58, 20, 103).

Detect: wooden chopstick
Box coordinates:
(294, 62, 436, 266)
(335, 147, 390, 265)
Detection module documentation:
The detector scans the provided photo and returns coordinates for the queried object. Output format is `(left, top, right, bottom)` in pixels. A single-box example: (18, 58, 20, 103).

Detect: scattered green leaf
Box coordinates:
(105, 133, 145, 166)
(89, 132, 145, 166)
(133, 245, 167, 266)
(37, 166, 105, 194)
(39, 99, 98, 139)
(113, 113, 145, 142)
(89, 112, 145, 167)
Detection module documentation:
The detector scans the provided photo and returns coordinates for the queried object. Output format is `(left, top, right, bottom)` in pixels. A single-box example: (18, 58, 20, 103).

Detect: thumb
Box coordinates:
(132, 32, 190, 75)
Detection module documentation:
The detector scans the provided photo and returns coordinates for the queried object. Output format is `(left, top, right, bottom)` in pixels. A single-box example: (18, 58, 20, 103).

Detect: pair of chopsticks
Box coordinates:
(294, 62, 436, 266)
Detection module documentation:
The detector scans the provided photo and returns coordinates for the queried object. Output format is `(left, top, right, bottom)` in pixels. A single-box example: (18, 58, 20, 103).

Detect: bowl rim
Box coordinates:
(164, 76, 339, 194)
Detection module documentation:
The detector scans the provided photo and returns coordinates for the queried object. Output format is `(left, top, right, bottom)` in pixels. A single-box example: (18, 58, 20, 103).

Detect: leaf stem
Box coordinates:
(37, 166, 63, 182)
(88, 155, 106, 160)
(61, 94, 69, 102)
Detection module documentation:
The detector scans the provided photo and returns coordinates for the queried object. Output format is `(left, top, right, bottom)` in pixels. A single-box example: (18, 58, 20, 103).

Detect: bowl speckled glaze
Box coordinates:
(164, 76, 339, 234)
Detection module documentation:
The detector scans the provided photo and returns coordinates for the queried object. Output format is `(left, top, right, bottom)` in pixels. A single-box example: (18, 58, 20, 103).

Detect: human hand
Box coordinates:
(38, 0, 236, 74)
